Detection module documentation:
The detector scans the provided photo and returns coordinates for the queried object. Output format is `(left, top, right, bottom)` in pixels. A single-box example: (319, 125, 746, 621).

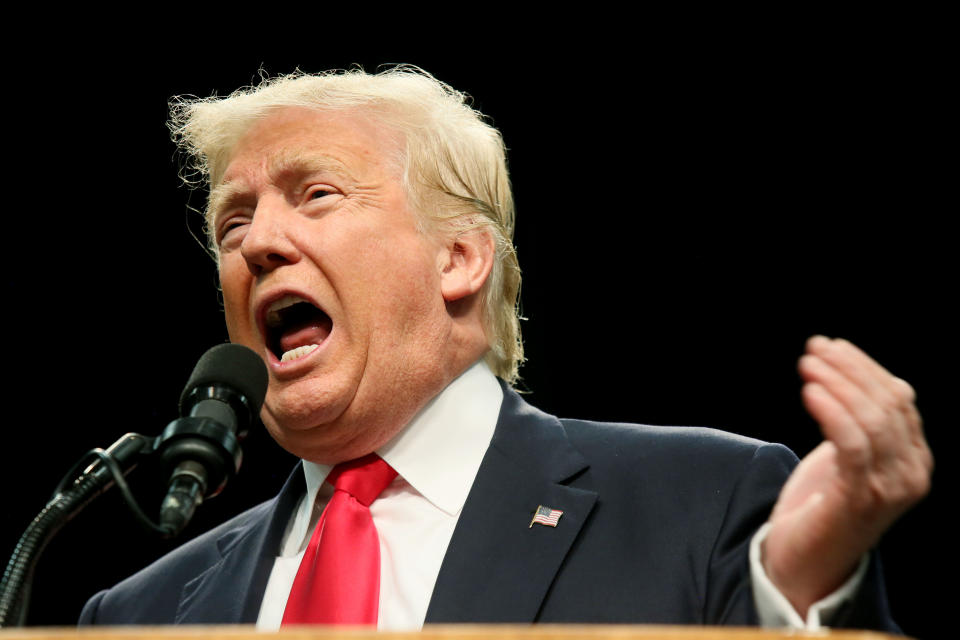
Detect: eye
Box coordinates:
(300, 185, 342, 214)
(217, 217, 250, 250)
(306, 185, 337, 201)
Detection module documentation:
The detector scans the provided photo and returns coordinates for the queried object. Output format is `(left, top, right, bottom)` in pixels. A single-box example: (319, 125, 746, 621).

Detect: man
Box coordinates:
(80, 67, 931, 631)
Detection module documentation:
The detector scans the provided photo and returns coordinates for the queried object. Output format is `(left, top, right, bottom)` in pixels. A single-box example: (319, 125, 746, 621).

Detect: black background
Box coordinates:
(2, 14, 952, 639)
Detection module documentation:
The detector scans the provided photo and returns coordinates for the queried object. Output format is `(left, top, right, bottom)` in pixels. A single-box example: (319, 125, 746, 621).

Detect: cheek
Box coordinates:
(327, 224, 440, 304)
(368, 261, 446, 344)
(218, 265, 253, 341)
(222, 302, 244, 343)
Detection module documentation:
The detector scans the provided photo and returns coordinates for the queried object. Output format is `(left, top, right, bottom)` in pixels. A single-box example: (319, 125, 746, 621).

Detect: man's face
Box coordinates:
(213, 107, 455, 464)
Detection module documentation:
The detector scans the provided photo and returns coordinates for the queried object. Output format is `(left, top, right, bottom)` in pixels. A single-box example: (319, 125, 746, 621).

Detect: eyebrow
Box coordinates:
(207, 182, 248, 228)
(269, 148, 358, 184)
(207, 150, 358, 226)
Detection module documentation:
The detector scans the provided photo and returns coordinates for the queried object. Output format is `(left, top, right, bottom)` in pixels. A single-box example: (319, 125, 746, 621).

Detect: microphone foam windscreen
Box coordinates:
(180, 344, 269, 412)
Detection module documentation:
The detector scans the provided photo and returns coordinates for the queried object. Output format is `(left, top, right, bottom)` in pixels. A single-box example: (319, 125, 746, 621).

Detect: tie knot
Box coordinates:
(326, 453, 397, 506)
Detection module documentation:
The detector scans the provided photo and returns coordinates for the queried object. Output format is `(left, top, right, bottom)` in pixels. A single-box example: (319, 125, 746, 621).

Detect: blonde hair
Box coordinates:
(168, 66, 524, 383)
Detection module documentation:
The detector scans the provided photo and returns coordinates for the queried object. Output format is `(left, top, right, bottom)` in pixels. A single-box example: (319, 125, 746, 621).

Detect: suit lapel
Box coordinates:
(174, 466, 304, 624)
(425, 385, 598, 622)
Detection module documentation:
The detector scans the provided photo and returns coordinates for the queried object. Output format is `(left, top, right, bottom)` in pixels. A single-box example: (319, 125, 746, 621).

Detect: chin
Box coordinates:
(263, 412, 390, 465)
(263, 368, 356, 427)
(257, 378, 375, 462)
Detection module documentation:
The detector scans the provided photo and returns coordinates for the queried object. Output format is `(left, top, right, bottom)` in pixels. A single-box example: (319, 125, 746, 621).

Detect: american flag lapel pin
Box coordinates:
(529, 505, 564, 528)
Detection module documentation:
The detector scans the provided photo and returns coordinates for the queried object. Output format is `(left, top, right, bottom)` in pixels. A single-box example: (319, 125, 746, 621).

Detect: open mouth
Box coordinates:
(263, 295, 333, 363)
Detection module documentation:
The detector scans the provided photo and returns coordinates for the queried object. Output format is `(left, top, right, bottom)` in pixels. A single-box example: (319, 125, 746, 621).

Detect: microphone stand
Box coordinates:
(0, 344, 263, 628)
(0, 412, 243, 627)
(0, 433, 160, 627)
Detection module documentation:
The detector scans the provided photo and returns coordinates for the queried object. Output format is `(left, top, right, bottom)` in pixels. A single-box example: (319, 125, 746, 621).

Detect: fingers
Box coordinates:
(801, 337, 926, 446)
(799, 344, 906, 467)
(798, 335, 933, 507)
(799, 381, 872, 471)
(805, 336, 907, 411)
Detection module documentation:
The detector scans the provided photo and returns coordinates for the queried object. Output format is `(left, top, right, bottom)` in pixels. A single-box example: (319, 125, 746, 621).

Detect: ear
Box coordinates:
(439, 228, 496, 302)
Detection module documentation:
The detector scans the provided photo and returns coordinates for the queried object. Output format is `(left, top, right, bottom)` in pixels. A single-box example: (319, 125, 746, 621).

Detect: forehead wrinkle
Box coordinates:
(267, 148, 359, 185)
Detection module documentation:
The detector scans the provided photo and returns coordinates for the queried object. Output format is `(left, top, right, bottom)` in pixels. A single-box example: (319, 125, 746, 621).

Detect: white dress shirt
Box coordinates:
(256, 360, 862, 630)
(257, 360, 503, 630)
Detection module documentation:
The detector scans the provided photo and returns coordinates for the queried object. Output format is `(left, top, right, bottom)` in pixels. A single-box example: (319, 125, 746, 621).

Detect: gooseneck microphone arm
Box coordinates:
(0, 433, 157, 627)
(0, 344, 268, 628)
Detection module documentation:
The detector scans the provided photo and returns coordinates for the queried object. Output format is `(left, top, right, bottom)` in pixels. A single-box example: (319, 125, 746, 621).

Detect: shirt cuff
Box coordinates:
(749, 521, 870, 630)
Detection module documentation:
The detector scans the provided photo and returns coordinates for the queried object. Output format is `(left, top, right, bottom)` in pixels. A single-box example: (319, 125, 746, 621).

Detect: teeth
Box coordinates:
(280, 344, 319, 363)
(266, 295, 310, 328)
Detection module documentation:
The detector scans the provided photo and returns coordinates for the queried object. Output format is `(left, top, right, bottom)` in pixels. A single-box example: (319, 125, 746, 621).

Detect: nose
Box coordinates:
(240, 195, 301, 276)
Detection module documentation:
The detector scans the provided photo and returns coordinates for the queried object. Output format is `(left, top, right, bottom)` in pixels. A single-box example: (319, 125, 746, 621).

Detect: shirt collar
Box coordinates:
(300, 360, 503, 516)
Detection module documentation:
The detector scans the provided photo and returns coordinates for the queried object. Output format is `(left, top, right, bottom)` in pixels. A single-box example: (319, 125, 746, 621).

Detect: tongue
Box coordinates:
(279, 316, 332, 353)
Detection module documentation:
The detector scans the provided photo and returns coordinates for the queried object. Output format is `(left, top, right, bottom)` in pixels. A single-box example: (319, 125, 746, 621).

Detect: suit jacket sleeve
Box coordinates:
(508, 414, 897, 631)
(525, 421, 799, 625)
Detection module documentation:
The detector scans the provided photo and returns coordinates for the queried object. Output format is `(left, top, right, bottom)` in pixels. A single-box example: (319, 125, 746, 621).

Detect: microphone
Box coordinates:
(155, 344, 269, 536)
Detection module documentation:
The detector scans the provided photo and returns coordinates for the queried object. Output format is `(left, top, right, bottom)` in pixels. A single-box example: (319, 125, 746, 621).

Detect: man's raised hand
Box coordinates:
(762, 336, 933, 616)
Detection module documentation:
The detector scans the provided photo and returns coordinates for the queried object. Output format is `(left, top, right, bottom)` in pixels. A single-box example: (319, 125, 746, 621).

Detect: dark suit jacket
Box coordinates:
(80, 385, 897, 630)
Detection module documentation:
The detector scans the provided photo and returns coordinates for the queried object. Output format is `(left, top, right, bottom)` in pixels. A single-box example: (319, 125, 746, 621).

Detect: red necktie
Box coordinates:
(281, 454, 397, 625)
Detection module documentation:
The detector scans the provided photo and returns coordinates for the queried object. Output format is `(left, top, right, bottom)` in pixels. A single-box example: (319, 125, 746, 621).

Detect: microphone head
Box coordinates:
(179, 344, 269, 415)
